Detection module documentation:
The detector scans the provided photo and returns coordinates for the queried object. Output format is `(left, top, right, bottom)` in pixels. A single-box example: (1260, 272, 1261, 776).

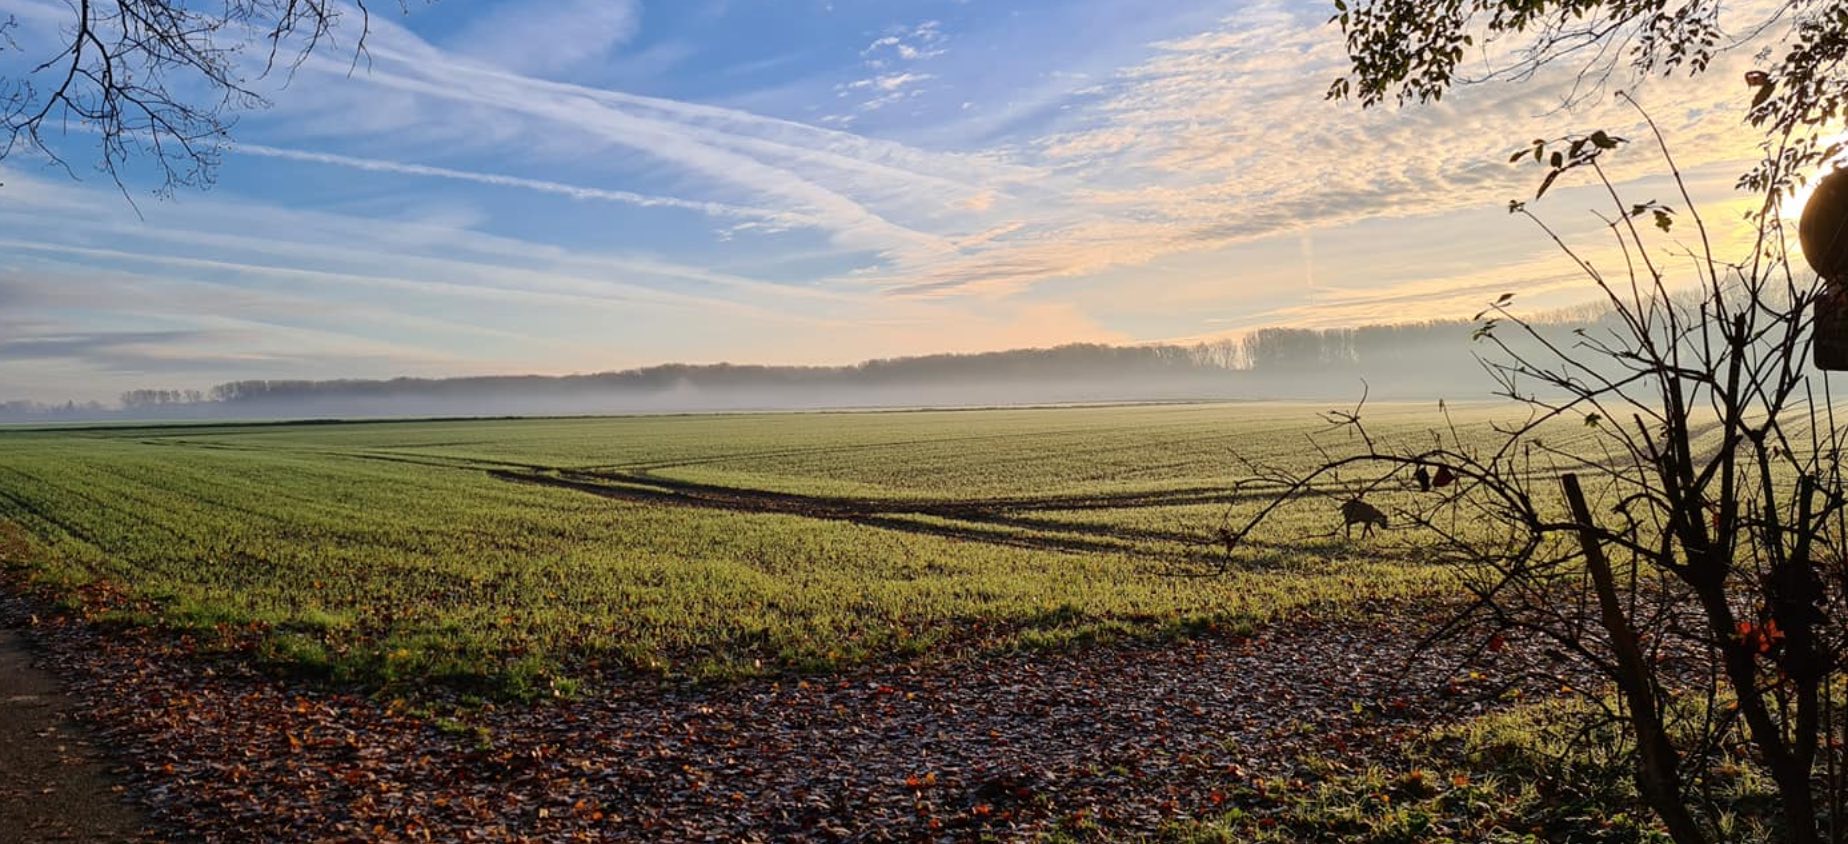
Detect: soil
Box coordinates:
(0, 623, 148, 843)
(492, 468, 1312, 562)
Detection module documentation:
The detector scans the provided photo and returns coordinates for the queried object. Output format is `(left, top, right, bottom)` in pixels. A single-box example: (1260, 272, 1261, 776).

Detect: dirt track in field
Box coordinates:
(490, 468, 1305, 562)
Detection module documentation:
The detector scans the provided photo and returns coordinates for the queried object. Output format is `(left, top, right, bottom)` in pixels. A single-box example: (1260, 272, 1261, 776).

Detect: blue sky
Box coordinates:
(0, 0, 1785, 401)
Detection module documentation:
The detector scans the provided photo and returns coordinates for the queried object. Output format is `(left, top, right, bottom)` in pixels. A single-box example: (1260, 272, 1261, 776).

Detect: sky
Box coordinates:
(0, 0, 1800, 402)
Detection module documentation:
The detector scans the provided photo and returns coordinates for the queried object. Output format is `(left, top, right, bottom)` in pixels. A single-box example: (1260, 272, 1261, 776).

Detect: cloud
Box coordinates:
(448, 0, 642, 77)
(861, 20, 947, 65)
(840, 0, 1779, 306)
(846, 72, 934, 93)
(0, 157, 1145, 400)
(0, 330, 212, 361)
(0, 321, 451, 377)
(283, 20, 993, 260)
(840, 20, 948, 112)
(232, 143, 811, 230)
(839, 72, 935, 111)
(0, 165, 878, 333)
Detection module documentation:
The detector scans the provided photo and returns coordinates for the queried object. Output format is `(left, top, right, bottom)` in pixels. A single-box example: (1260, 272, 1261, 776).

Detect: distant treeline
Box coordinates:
(0, 399, 110, 422)
(2, 314, 1604, 422)
(197, 319, 1492, 407)
(1237, 321, 1477, 371)
(201, 342, 1246, 405)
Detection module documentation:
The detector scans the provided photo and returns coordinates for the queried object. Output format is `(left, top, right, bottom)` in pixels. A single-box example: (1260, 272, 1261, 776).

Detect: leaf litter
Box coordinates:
(1, 588, 1574, 842)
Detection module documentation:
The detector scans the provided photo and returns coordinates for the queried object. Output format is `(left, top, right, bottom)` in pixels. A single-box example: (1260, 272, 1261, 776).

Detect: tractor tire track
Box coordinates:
(489, 470, 1257, 563)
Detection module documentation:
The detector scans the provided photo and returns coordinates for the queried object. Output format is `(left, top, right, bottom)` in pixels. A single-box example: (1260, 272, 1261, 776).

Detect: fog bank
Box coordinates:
(0, 318, 1603, 422)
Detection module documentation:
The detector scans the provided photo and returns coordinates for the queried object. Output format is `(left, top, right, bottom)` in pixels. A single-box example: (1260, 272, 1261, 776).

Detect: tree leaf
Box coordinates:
(1536, 169, 1561, 199)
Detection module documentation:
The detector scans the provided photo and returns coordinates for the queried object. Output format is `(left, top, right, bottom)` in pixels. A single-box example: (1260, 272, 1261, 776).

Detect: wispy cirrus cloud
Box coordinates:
(233, 143, 812, 231)
(0, 162, 1124, 399)
(838, 71, 935, 113)
(850, 0, 1777, 304)
(447, 0, 643, 77)
(831, 20, 948, 117)
(276, 15, 1004, 261)
(862, 21, 946, 66)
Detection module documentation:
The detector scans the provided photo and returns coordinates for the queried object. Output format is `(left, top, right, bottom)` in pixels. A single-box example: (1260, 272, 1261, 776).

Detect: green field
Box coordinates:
(0, 402, 1504, 693)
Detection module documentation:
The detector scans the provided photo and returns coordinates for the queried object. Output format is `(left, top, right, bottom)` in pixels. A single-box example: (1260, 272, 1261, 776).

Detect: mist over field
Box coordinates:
(2, 317, 1576, 422)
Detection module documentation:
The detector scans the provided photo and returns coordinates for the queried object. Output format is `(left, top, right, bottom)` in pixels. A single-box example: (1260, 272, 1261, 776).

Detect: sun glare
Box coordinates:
(1782, 132, 1848, 221)
(1785, 176, 1819, 222)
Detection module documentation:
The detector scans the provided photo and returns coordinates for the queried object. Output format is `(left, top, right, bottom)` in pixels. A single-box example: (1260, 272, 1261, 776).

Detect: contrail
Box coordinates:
(233, 143, 812, 228)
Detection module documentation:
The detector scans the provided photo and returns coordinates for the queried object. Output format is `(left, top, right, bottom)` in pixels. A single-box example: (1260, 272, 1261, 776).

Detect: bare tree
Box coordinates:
(0, 0, 375, 193)
(1217, 104, 1848, 842)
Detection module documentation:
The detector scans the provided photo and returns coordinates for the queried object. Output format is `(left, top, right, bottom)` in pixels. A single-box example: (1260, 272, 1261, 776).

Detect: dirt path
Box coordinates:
(0, 624, 147, 843)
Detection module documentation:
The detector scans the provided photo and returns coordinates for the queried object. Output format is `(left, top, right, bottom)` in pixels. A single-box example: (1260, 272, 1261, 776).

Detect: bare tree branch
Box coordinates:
(0, 0, 380, 193)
